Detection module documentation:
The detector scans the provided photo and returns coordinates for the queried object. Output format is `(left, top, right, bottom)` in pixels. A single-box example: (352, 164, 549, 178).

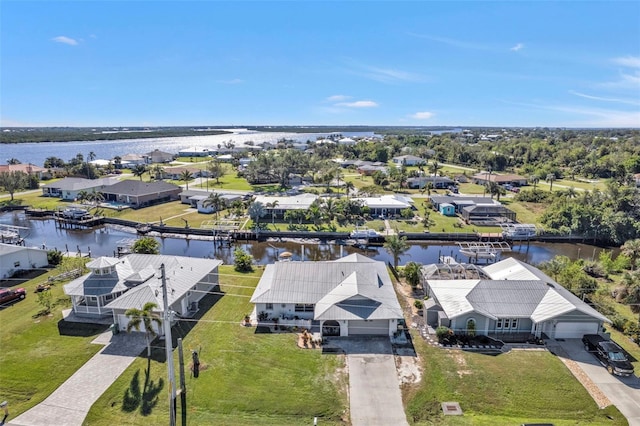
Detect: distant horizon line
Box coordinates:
(2, 125, 639, 130)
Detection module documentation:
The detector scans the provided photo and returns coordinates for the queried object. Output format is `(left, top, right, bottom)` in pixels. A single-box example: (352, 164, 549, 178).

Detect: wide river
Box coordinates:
(0, 211, 613, 267)
(2, 129, 377, 167)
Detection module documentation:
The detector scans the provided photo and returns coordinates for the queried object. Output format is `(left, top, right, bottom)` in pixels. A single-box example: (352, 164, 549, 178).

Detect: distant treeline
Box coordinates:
(0, 127, 232, 144)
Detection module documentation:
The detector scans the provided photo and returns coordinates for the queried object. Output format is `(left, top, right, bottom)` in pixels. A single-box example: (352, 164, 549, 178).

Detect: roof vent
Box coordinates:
(546, 282, 555, 288)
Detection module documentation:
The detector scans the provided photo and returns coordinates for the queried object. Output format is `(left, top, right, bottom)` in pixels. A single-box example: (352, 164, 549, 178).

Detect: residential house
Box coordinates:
(423, 257, 610, 341)
(250, 254, 403, 337)
(162, 166, 207, 180)
(472, 172, 528, 187)
(461, 204, 516, 224)
(0, 163, 48, 180)
(357, 162, 387, 176)
(178, 147, 212, 157)
(64, 254, 222, 335)
(178, 190, 242, 213)
(144, 149, 176, 164)
(100, 180, 181, 208)
(429, 195, 500, 213)
(392, 155, 426, 166)
(0, 243, 49, 279)
(253, 193, 319, 220)
(406, 176, 455, 189)
(41, 177, 121, 200)
(120, 153, 146, 166)
(354, 194, 414, 216)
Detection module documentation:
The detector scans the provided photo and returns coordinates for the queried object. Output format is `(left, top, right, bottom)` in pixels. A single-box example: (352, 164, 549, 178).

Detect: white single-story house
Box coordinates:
(63, 254, 222, 335)
(0, 244, 49, 279)
(162, 166, 207, 180)
(253, 193, 319, 219)
(178, 147, 212, 157)
(144, 149, 176, 164)
(353, 194, 414, 216)
(407, 176, 455, 189)
(120, 153, 146, 165)
(250, 254, 403, 337)
(423, 257, 610, 341)
(41, 177, 121, 200)
(392, 155, 426, 166)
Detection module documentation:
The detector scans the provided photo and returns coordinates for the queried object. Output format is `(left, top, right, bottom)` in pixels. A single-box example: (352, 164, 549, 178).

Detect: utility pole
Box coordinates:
(178, 338, 187, 426)
(161, 264, 177, 426)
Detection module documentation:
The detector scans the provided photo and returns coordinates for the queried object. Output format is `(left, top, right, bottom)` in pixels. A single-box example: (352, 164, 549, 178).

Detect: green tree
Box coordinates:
(207, 159, 226, 185)
(125, 302, 162, 357)
(203, 192, 224, 220)
(344, 181, 355, 198)
(132, 164, 147, 181)
(150, 164, 164, 180)
(180, 170, 193, 190)
(131, 237, 160, 254)
(404, 261, 422, 289)
(248, 201, 266, 229)
(233, 248, 254, 272)
(0, 171, 27, 201)
(384, 234, 409, 268)
(622, 239, 640, 271)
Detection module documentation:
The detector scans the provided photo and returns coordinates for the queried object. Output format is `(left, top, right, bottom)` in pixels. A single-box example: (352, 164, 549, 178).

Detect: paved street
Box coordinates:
(557, 339, 640, 426)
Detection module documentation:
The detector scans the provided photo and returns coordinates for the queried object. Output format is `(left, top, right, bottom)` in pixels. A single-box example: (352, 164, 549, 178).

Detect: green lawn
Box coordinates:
(0, 259, 105, 416)
(84, 266, 348, 425)
(404, 337, 626, 425)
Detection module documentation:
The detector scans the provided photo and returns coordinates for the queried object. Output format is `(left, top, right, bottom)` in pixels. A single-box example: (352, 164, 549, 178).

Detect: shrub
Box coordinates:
(131, 236, 160, 254)
(414, 300, 423, 310)
(233, 248, 254, 272)
(47, 249, 64, 266)
(435, 326, 451, 342)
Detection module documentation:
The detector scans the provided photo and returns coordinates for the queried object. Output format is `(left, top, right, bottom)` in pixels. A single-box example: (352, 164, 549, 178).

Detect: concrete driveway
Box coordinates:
(328, 337, 409, 426)
(557, 339, 640, 426)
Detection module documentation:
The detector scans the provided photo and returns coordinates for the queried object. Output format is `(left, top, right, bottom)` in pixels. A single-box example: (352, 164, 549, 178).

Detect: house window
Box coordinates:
(265, 303, 273, 310)
(496, 319, 503, 329)
(511, 319, 518, 329)
(294, 304, 314, 312)
(14, 261, 20, 267)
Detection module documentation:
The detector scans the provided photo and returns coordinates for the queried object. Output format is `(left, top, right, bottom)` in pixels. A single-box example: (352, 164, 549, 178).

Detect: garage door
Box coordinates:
(555, 322, 599, 339)
(348, 320, 388, 336)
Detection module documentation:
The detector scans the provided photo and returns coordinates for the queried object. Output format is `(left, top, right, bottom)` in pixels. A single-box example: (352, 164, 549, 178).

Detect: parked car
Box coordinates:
(582, 334, 635, 376)
(0, 287, 27, 306)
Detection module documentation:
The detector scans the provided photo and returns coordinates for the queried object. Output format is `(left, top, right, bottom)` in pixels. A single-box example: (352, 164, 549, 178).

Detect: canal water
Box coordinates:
(0, 211, 614, 266)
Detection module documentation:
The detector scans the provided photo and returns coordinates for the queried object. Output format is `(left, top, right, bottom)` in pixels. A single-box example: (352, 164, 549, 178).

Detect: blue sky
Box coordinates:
(2, 1, 639, 128)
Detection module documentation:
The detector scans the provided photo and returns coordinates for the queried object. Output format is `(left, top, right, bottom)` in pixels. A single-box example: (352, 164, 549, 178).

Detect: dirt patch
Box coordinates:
(396, 354, 422, 384)
(448, 350, 473, 377)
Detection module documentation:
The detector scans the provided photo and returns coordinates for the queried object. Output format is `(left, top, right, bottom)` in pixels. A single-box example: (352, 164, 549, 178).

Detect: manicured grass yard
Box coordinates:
(0, 259, 105, 416)
(404, 337, 625, 425)
(84, 266, 348, 425)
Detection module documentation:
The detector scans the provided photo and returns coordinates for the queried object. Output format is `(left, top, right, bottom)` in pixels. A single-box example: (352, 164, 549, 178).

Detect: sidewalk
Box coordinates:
(8, 332, 145, 426)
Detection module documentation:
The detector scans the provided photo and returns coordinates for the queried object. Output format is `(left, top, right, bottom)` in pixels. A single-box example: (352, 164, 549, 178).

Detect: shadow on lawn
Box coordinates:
(122, 358, 164, 416)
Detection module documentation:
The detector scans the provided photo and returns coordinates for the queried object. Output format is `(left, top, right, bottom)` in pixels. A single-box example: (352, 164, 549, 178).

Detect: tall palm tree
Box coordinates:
(266, 200, 279, 224)
(76, 190, 90, 204)
(132, 164, 147, 181)
(344, 181, 355, 198)
(429, 160, 440, 177)
(125, 302, 162, 357)
(321, 198, 338, 222)
(546, 173, 556, 192)
(151, 164, 164, 180)
(87, 151, 97, 179)
(383, 234, 409, 268)
(180, 170, 193, 190)
(248, 201, 266, 229)
(203, 192, 224, 220)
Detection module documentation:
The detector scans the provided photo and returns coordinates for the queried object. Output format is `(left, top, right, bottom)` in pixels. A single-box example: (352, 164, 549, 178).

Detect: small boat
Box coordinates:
(349, 228, 380, 239)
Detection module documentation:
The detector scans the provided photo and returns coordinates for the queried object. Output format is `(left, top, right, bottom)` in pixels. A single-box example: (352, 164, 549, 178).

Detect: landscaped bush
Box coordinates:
(414, 300, 423, 310)
(435, 326, 451, 342)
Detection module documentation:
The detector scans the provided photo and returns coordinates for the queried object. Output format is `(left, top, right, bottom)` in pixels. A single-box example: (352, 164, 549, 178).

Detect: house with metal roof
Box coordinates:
(101, 180, 181, 208)
(41, 177, 121, 200)
(391, 155, 426, 166)
(0, 243, 49, 279)
(423, 257, 610, 341)
(64, 254, 222, 335)
(353, 194, 414, 216)
(250, 253, 403, 337)
(253, 193, 319, 219)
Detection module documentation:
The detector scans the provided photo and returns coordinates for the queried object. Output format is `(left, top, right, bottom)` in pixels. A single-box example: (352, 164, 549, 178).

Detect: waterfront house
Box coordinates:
(422, 257, 610, 341)
(253, 193, 318, 219)
(353, 194, 414, 217)
(100, 180, 181, 208)
(178, 147, 212, 157)
(0, 163, 48, 180)
(162, 165, 207, 180)
(250, 254, 403, 337)
(41, 177, 121, 201)
(144, 149, 176, 164)
(64, 255, 222, 335)
(120, 153, 146, 166)
(0, 243, 49, 279)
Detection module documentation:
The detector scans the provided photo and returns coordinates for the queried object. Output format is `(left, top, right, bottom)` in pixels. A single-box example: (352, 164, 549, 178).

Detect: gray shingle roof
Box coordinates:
(101, 180, 181, 196)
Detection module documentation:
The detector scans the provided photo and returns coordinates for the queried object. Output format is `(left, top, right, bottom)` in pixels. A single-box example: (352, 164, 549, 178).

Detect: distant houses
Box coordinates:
(41, 177, 121, 201)
(472, 172, 528, 187)
(406, 176, 455, 190)
(391, 155, 425, 166)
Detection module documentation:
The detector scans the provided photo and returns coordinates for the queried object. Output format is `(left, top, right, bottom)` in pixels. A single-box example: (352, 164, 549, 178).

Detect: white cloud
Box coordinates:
(52, 36, 78, 46)
(510, 43, 524, 52)
(410, 111, 434, 120)
(343, 59, 425, 84)
(599, 71, 640, 90)
(335, 100, 378, 108)
(217, 78, 244, 84)
(409, 33, 489, 50)
(569, 90, 640, 106)
(612, 55, 640, 68)
(326, 95, 350, 102)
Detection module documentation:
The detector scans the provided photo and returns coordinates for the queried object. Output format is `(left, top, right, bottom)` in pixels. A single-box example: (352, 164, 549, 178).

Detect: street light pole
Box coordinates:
(161, 264, 177, 426)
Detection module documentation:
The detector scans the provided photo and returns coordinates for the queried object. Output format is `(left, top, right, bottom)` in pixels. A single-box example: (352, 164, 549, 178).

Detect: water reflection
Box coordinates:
(0, 211, 618, 266)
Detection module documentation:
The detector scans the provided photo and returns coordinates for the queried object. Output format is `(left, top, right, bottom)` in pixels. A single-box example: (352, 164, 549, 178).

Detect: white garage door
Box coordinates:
(348, 320, 388, 336)
(555, 322, 599, 339)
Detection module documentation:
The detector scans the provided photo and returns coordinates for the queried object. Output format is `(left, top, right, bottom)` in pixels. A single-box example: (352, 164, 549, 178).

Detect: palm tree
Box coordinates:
(87, 151, 96, 178)
(429, 160, 440, 177)
(76, 190, 90, 204)
(344, 181, 355, 198)
(546, 173, 556, 192)
(203, 192, 224, 220)
(151, 164, 164, 180)
(266, 200, 279, 224)
(113, 156, 122, 169)
(180, 170, 193, 190)
(383, 234, 409, 268)
(132, 164, 147, 181)
(248, 201, 266, 229)
(321, 198, 338, 222)
(125, 302, 162, 357)
(622, 239, 640, 271)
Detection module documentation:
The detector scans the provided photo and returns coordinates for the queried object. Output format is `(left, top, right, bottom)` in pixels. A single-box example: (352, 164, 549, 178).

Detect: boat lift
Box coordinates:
(457, 241, 511, 263)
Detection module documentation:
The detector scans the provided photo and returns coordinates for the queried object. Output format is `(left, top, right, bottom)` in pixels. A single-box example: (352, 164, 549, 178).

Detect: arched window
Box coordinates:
(466, 318, 476, 336)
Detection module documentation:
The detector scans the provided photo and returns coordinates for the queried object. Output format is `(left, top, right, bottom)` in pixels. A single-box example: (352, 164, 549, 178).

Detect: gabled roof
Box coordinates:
(427, 257, 610, 323)
(42, 177, 120, 191)
(250, 255, 402, 321)
(101, 180, 181, 196)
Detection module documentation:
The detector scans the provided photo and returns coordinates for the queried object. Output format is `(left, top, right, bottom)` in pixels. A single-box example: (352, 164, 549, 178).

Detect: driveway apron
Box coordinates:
(556, 339, 640, 426)
(8, 332, 145, 426)
(337, 338, 409, 426)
